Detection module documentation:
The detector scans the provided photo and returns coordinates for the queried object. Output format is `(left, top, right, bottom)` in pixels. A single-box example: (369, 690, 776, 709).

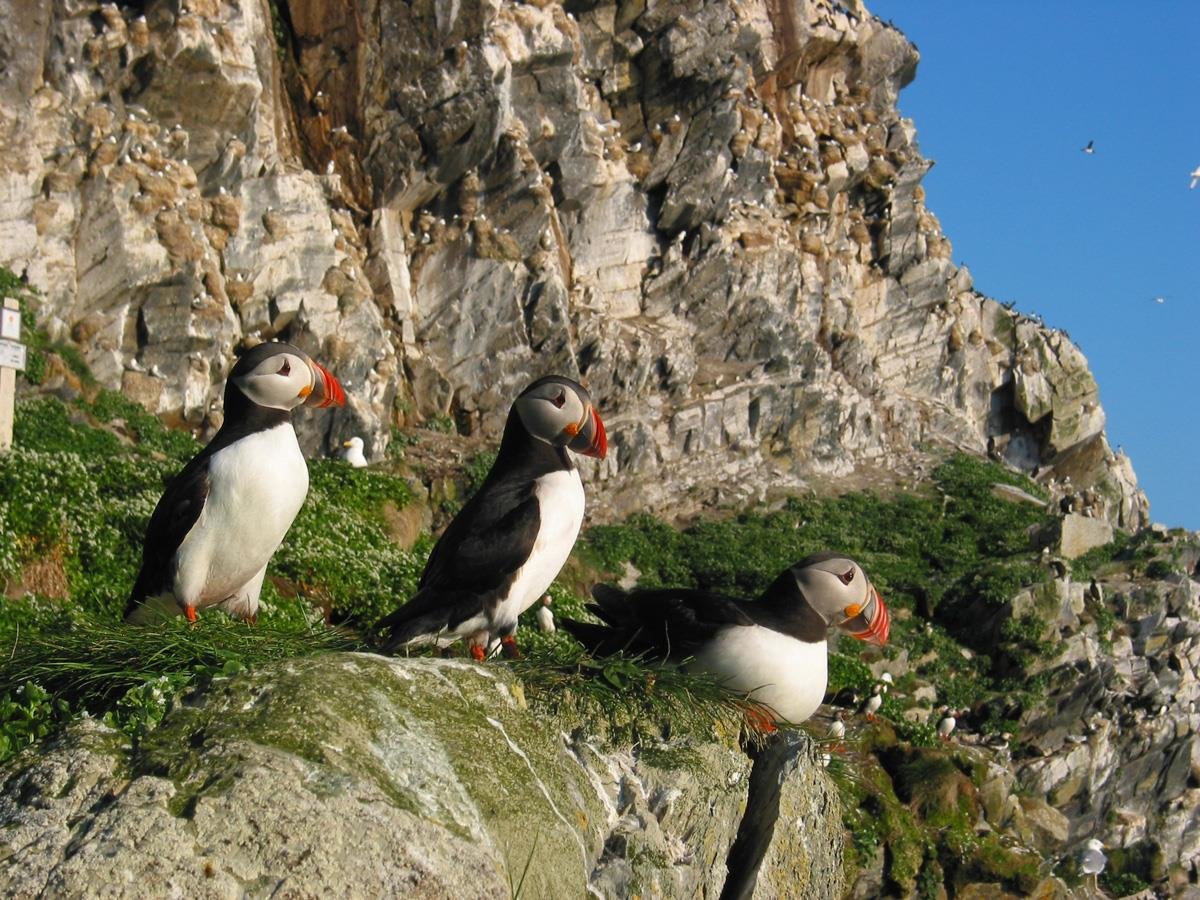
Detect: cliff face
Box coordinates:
(0, 0, 1146, 527)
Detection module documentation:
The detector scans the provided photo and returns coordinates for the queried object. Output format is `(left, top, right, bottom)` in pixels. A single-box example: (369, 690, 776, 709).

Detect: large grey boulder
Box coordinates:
(0, 654, 844, 898)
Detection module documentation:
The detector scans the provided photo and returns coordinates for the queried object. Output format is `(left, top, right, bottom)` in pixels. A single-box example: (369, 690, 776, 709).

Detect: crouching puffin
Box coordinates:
(125, 341, 345, 624)
(562, 553, 889, 726)
(378, 376, 606, 660)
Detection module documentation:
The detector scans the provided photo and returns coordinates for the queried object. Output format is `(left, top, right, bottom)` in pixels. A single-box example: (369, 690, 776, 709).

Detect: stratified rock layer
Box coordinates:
(0, 0, 1146, 527)
(0, 654, 844, 899)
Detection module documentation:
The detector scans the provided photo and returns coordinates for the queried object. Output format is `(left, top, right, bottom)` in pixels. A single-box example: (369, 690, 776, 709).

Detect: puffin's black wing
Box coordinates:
(377, 481, 541, 650)
(562, 584, 754, 660)
(124, 455, 211, 618)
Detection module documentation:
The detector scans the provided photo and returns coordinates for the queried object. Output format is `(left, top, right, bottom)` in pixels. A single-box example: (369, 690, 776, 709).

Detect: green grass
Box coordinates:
(581, 455, 1052, 619)
(0, 616, 358, 754)
(508, 642, 756, 749)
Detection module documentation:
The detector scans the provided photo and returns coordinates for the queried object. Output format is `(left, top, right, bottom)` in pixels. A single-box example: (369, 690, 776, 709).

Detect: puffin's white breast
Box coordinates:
(173, 424, 309, 607)
(690, 626, 829, 725)
(492, 468, 585, 631)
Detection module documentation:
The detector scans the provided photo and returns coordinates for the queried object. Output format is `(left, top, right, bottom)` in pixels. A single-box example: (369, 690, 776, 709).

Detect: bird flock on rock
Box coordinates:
(121, 344, 910, 740)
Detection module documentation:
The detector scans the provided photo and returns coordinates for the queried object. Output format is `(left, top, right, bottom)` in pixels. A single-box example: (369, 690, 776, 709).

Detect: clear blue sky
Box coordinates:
(868, 1, 1200, 529)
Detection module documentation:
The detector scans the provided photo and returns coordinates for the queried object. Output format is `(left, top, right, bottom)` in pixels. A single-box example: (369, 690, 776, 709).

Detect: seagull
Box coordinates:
(1079, 838, 1106, 894)
(336, 436, 368, 468)
(1153, 296, 1165, 304)
(1190, 166, 1200, 189)
(1081, 140, 1094, 154)
(535, 595, 555, 633)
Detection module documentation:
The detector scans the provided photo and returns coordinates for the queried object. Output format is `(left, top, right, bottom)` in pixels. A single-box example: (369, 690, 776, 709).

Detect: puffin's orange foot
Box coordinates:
(745, 706, 778, 735)
(500, 636, 521, 659)
(469, 644, 486, 662)
(184, 606, 197, 624)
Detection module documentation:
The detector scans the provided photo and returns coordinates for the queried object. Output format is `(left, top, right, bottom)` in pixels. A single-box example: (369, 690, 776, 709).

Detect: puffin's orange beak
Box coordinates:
(303, 361, 346, 408)
(566, 406, 607, 459)
(843, 587, 890, 646)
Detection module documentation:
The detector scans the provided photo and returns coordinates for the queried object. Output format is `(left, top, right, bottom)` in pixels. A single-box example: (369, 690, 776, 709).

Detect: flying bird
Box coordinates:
(378, 376, 607, 659)
(126, 342, 345, 624)
(562, 553, 889, 727)
(1081, 140, 1094, 154)
(1190, 166, 1200, 189)
(336, 436, 368, 468)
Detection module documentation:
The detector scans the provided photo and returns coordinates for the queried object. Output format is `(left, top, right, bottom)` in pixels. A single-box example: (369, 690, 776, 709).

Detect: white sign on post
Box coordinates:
(1, 296, 20, 451)
(0, 338, 26, 371)
(0, 307, 18, 339)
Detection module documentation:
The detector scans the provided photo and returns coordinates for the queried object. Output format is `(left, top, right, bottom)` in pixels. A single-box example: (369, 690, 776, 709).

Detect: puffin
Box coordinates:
(562, 553, 889, 726)
(863, 684, 884, 722)
(377, 375, 606, 659)
(125, 341, 345, 624)
(937, 708, 957, 741)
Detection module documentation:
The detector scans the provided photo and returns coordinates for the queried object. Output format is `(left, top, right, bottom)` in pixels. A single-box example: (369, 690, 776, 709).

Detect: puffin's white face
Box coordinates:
(792, 555, 890, 645)
(513, 377, 607, 458)
(232, 350, 319, 411)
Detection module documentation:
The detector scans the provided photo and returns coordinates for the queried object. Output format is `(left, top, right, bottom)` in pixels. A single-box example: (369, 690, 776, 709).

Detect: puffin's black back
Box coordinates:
(376, 405, 573, 649)
(562, 565, 833, 658)
(562, 584, 756, 659)
(125, 346, 293, 616)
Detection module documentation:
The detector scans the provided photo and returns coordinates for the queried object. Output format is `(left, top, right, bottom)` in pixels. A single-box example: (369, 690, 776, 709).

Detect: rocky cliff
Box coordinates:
(0, 0, 1146, 527)
(0, 654, 845, 898)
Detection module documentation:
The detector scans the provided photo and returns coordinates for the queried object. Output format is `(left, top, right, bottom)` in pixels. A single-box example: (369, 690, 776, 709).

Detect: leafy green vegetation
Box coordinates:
(580, 454, 1055, 717)
(1101, 870, 1150, 896)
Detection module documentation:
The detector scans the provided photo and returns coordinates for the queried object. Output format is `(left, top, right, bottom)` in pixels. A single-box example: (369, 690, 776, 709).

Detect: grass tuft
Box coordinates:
(509, 642, 758, 749)
(0, 616, 360, 755)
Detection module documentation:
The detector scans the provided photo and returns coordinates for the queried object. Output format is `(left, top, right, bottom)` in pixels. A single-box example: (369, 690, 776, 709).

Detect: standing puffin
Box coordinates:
(378, 376, 606, 659)
(562, 553, 889, 725)
(125, 341, 345, 624)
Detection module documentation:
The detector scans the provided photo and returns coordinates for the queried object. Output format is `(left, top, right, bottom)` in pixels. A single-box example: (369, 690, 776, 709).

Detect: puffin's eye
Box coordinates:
(551, 391, 566, 408)
(839, 569, 855, 585)
(278, 359, 291, 377)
